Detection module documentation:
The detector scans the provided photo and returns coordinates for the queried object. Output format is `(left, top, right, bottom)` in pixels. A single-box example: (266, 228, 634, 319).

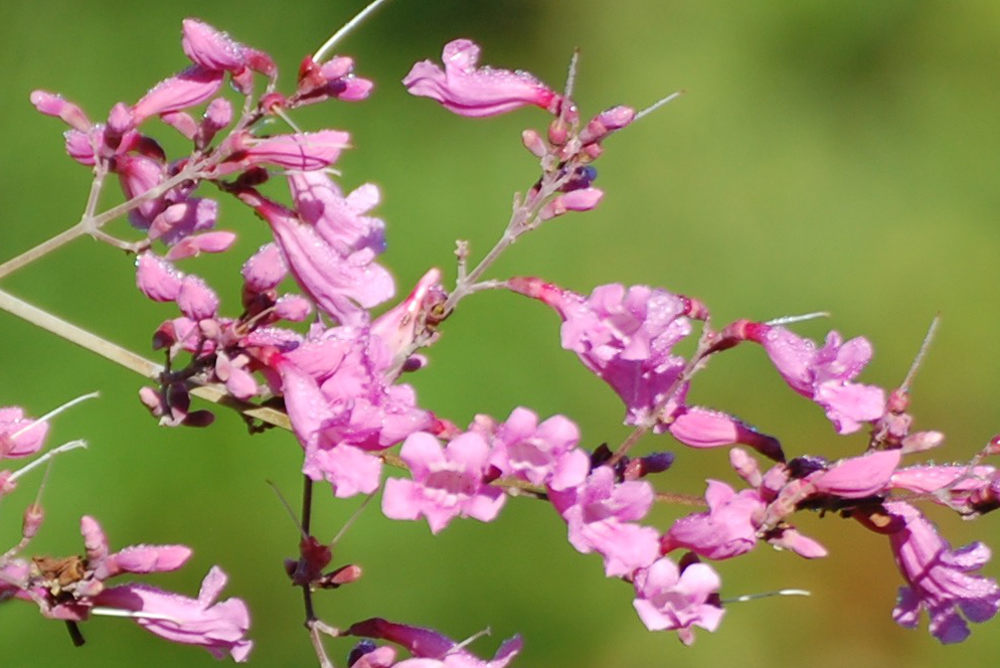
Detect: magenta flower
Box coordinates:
(548, 466, 660, 577)
(484, 407, 589, 491)
(747, 324, 886, 434)
(348, 617, 522, 668)
(661, 480, 764, 560)
(632, 557, 725, 645)
(132, 65, 225, 124)
(508, 278, 700, 428)
(237, 186, 393, 326)
(0, 406, 50, 459)
(883, 501, 1000, 643)
(806, 449, 901, 498)
(95, 566, 252, 661)
(180, 19, 275, 92)
(382, 431, 506, 534)
(890, 464, 1000, 514)
(404, 39, 561, 118)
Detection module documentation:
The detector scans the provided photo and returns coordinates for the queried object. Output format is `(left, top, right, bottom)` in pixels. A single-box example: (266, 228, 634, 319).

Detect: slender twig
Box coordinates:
(0, 287, 290, 429)
(313, 0, 392, 63)
(900, 314, 940, 393)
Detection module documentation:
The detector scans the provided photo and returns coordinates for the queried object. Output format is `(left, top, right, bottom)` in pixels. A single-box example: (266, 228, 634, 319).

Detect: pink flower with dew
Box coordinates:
(238, 130, 351, 172)
(29, 90, 91, 131)
(548, 466, 659, 577)
(94, 566, 252, 661)
(166, 230, 237, 261)
(404, 39, 561, 118)
(806, 448, 901, 498)
(667, 404, 784, 462)
(890, 465, 1000, 514)
(237, 186, 393, 326)
(632, 557, 725, 645)
(0, 406, 50, 459)
(176, 275, 220, 321)
(242, 243, 288, 293)
(661, 480, 764, 560)
(483, 407, 589, 491)
(508, 278, 707, 428)
(132, 65, 225, 124)
(348, 618, 522, 668)
(882, 501, 1000, 643)
(747, 323, 886, 434)
(181, 18, 275, 90)
(382, 431, 506, 534)
(148, 198, 220, 245)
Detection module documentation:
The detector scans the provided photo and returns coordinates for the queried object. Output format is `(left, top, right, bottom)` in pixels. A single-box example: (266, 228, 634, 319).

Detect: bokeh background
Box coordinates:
(2, 1, 999, 666)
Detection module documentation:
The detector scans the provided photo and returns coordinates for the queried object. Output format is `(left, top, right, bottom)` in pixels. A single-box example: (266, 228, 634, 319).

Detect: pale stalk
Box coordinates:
(0, 287, 289, 429)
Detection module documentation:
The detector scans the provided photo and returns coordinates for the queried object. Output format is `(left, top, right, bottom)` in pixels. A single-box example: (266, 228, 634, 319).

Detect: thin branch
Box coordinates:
(313, 0, 392, 64)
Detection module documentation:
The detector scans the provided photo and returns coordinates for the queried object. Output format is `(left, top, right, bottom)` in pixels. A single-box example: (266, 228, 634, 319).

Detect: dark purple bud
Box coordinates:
(347, 640, 378, 667)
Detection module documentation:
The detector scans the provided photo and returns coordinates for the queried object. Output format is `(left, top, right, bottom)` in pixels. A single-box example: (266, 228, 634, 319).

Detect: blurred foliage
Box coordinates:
(1, 1, 999, 667)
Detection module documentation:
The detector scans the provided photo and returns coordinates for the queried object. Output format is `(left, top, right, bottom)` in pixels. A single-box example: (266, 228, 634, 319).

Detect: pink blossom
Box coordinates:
(806, 449, 901, 498)
(132, 66, 225, 124)
(0, 406, 50, 459)
(237, 186, 393, 326)
(548, 466, 660, 577)
(661, 480, 764, 560)
(890, 465, 1000, 514)
(116, 154, 167, 226)
(240, 130, 351, 171)
(176, 275, 220, 320)
(136, 253, 184, 302)
(348, 618, 522, 668)
(180, 18, 275, 91)
(165, 230, 237, 260)
(883, 501, 1000, 643)
(241, 243, 287, 293)
(147, 198, 220, 245)
(404, 39, 560, 118)
(484, 407, 589, 491)
(747, 324, 886, 434)
(382, 431, 506, 534)
(29, 90, 91, 131)
(632, 557, 725, 645)
(666, 405, 784, 461)
(296, 56, 374, 105)
(95, 566, 252, 661)
(369, 268, 446, 373)
(508, 278, 705, 428)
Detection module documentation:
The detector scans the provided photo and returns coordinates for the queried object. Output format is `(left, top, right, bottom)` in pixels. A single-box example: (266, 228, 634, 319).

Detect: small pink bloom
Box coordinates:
(508, 278, 702, 428)
(148, 198, 220, 245)
(883, 501, 1000, 643)
(176, 275, 219, 320)
(579, 105, 636, 145)
(667, 406, 784, 461)
(370, 268, 446, 373)
(242, 243, 287, 293)
(132, 66, 225, 124)
(30, 90, 91, 131)
(890, 464, 1000, 515)
(240, 130, 351, 171)
(661, 480, 764, 560)
(807, 449, 901, 498)
(749, 324, 886, 434)
(632, 557, 725, 645)
(95, 566, 252, 661)
(182, 19, 247, 72)
(485, 407, 589, 491)
(165, 230, 237, 260)
(404, 39, 560, 118)
(135, 253, 184, 302)
(116, 154, 167, 226)
(548, 466, 660, 577)
(382, 431, 506, 534)
(0, 406, 50, 458)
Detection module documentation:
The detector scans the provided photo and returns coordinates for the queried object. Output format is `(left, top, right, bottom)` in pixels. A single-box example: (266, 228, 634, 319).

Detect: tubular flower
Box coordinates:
(882, 501, 1000, 643)
(632, 557, 725, 645)
(404, 39, 561, 118)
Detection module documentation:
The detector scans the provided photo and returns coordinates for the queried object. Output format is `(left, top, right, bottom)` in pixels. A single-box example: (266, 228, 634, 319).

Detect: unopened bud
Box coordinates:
(521, 129, 547, 158)
(901, 430, 945, 454)
(23, 503, 44, 540)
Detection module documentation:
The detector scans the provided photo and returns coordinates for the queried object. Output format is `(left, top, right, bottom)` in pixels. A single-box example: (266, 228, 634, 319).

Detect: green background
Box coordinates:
(2, 1, 999, 667)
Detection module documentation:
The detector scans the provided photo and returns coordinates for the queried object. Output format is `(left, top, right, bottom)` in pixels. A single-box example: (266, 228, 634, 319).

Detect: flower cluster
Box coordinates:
(16, 11, 1000, 667)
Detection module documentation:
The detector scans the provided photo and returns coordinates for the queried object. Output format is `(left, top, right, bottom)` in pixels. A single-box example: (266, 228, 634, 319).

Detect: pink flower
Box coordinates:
(661, 480, 764, 560)
(806, 449, 901, 498)
(180, 19, 275, 92)
(382, 431, 506, 534)
(632, 557, 725, 645)
(404, 39, 560, 118)
(0, 406, 50, 459)
(890, 464, 1000, 514)
(242, 130, 351, 171)
(548, 466, 660, 577)
(95, 566, 252, 661)
(883, 501, 1000, 643)
(348, 618, 522, 668)
(29, 90, 91, 131)
(237, 186, 393, 326)
(132, 66, 225, 124)
(746, 324, 886, 434)
(509, 278, 702, 428)
(483, 407, 589, 491)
